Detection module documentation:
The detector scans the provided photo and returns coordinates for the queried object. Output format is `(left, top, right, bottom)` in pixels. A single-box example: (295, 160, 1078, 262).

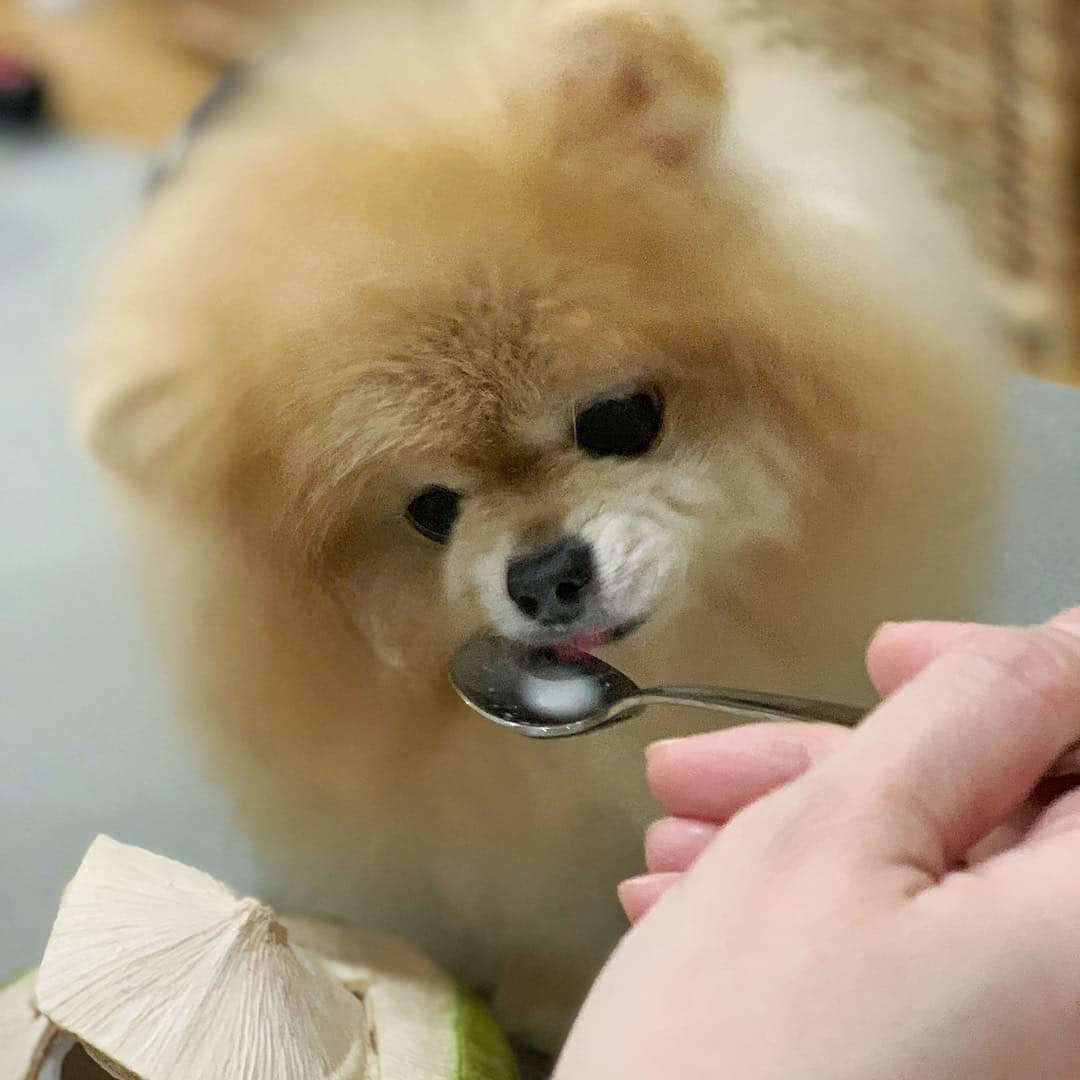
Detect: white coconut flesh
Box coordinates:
(15, 835, 517, 1080)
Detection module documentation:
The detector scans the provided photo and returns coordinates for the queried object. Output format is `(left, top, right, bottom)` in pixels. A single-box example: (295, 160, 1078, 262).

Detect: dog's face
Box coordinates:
(327, 271, 723, 669)
(304, 175, 823, 673)
(83, 7, 838, 675)
(443, 378, 689, 649)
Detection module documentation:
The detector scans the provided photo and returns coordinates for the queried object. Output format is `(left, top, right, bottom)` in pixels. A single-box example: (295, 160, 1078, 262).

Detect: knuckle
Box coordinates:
(962, 626, 1080, 715)
(757, 771, 863, 851)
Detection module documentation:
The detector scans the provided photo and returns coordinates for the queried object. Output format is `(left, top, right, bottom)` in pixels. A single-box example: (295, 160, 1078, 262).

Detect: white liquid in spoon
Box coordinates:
(520, 670, 603, 722)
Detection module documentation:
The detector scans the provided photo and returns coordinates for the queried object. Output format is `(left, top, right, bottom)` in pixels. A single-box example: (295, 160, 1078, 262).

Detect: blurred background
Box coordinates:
(1, 0, 1079, 980)
(0, 0, 288, 979)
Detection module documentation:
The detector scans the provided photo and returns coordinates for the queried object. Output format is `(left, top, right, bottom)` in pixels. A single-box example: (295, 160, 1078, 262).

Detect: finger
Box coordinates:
(617, 872, 680, 923)
(964, 778, 1080, 864)
(961, 784, 1080, 927)
(647, 722, 849, 821)
(962, 800, 1045, 865)
(1005, 778, 1080, 851)
(644, 817, 718, 873)
(866, 620, 979, 697)
(821, 607, 1080, 875)
(1048, 744, 1080, 776)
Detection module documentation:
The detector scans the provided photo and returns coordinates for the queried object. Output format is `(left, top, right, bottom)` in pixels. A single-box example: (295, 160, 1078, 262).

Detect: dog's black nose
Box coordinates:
(506, 537, 595, 625)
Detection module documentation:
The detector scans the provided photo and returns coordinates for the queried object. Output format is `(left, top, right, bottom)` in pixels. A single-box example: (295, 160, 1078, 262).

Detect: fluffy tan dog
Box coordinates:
(76, 0, 1002, 1052)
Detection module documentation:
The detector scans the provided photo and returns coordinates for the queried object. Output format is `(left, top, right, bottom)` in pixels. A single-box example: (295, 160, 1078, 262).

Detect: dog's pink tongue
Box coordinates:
(554, 630, 610, 660)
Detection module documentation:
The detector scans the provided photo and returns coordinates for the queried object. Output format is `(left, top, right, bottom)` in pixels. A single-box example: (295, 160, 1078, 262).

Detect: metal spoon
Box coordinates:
(450, 634, 866, 739)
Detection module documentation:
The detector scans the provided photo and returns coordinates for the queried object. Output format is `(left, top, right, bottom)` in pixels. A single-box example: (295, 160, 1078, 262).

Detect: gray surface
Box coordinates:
(1, 130, 1079, 981)
(986, 380, 1080, 624)
(1, 133, 261, 977)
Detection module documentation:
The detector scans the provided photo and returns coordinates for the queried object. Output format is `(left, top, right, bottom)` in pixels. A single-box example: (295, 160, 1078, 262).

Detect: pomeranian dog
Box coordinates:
(76, 0, 1002, 1053)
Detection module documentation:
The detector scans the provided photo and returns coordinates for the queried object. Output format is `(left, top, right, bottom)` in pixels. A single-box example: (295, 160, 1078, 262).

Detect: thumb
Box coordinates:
(819, 607, 1080, 877)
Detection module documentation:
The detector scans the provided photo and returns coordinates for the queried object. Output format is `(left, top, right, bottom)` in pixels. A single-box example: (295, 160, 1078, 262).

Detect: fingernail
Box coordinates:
(1051, 606, 1080, 634)
(617, 872, 677, 923)
(867, 621, 900, 651)
(869, 620, 910, 645)
(646, 738, 679, 760)
(645, 817, 718, 874)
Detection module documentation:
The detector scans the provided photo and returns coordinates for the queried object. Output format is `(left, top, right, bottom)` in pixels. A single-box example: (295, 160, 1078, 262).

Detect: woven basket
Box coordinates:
(729, 0, 1080, 385)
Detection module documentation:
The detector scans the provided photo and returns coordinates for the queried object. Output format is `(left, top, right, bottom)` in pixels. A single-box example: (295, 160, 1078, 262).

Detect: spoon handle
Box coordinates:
(629, 685, 867, 727)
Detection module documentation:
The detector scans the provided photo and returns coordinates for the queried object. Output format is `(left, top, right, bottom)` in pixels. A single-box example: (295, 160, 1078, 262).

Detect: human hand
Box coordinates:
(621, 616, 1080, 921)
(555, 609, 1080, 1079)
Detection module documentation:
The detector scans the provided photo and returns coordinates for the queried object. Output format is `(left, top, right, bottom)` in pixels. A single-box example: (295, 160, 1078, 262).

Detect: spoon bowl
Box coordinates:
(450, 634, 866, 738)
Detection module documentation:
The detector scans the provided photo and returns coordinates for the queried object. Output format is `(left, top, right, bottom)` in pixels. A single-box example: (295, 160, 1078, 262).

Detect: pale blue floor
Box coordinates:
(1, 129, 1078, 979)
(0, 133, 262, 977)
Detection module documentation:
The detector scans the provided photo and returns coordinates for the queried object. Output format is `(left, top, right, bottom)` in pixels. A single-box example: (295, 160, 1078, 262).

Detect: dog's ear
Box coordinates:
(78, 352, 188, 489)
(74, 311, 233, 508)
(527, 4, 725, 173)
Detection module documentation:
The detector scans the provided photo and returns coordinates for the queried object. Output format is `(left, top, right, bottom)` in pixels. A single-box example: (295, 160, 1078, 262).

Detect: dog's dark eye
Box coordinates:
(406, 486, 460, 543)
(574, 387, 664, 458)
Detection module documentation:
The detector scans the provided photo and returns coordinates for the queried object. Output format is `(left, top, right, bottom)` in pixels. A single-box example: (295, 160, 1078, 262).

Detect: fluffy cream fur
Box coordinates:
(75, 0, 1003, 1051)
